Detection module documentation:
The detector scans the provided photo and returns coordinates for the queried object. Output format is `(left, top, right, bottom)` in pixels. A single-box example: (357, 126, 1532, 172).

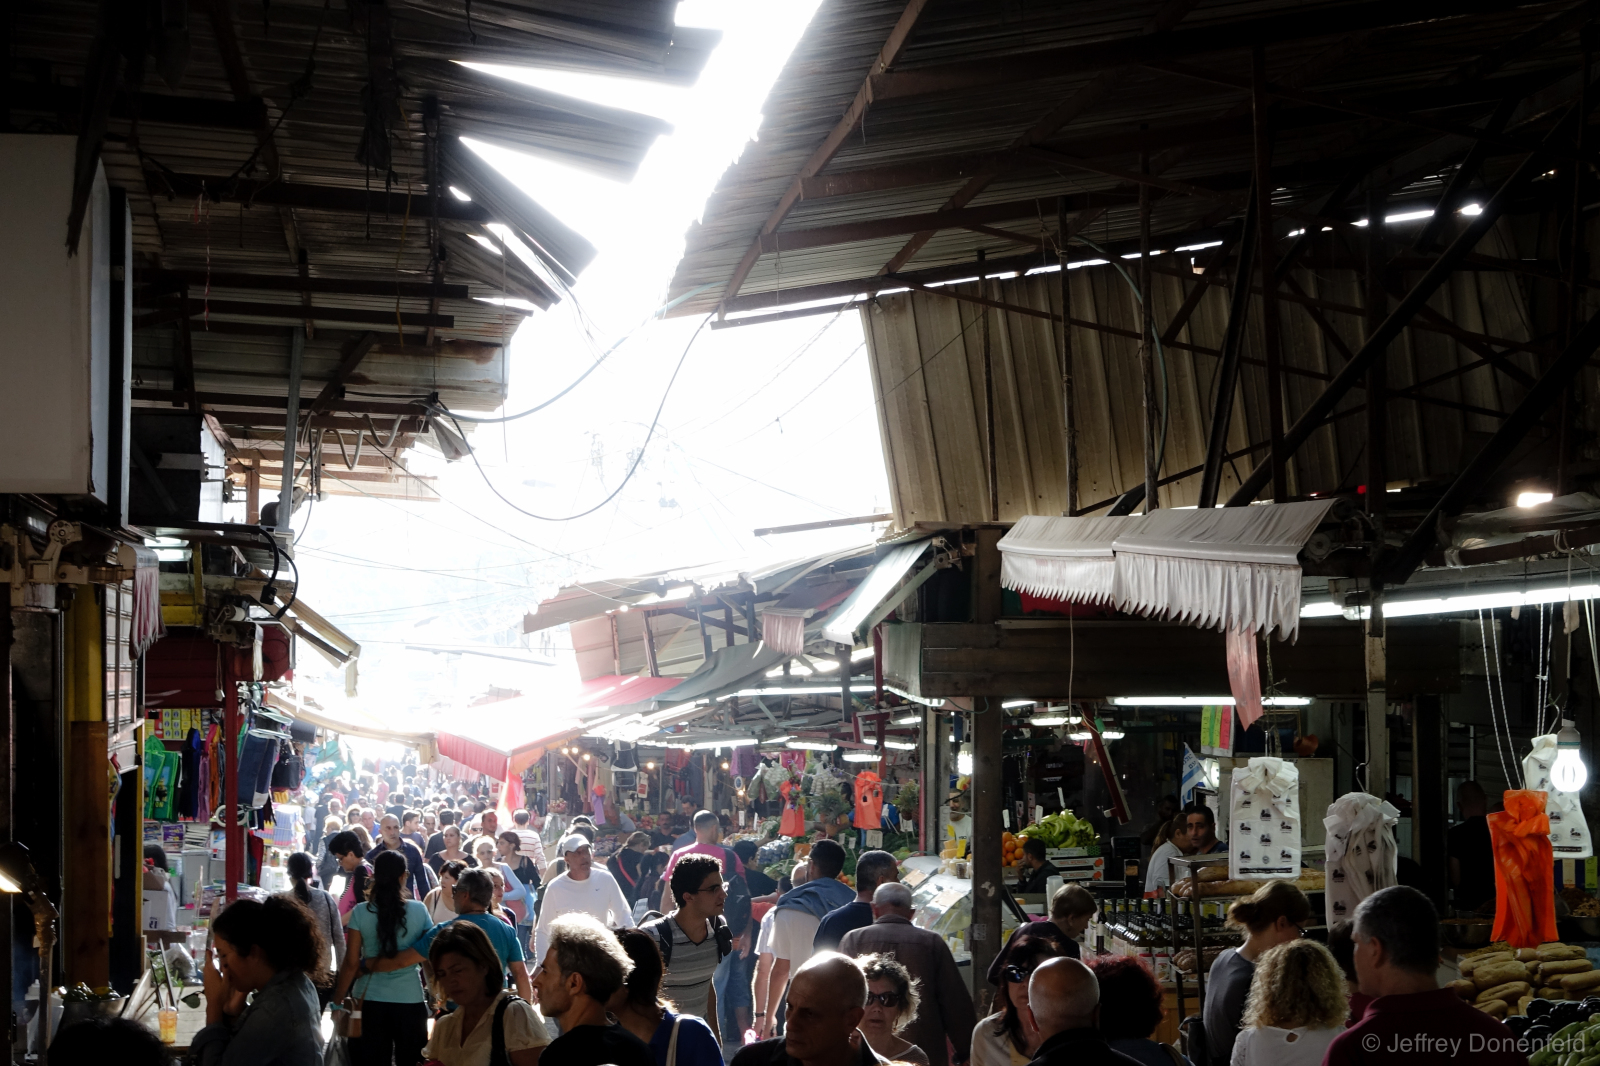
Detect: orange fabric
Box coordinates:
(853, 771, 884, 829)
(779, 780, 807, 837)
(1489, 789, 1558, 948)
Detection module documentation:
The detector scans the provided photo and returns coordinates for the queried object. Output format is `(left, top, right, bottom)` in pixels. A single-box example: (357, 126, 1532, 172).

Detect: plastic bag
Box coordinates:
(1489, 790, 1558, 948)
(323, 1035, 352, 1066)
(1523, 735, 1592, 859)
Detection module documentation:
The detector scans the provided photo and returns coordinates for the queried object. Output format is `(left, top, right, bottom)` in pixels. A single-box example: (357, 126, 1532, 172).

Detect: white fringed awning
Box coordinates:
(1110, 501, 1336, 640)
(996, 514, 1140, 604)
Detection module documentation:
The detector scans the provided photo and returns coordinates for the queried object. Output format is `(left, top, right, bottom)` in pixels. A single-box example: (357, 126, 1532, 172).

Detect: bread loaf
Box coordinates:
(1475, 981, 1531, 1004)
(1538, 944, 1586, 961)
(1539, 959, 1592, 977)
(1477, 1000, 1508, 1018)
(1538, 987, 1570, 999)
(1461, 952, 1514, 975)
(1517, 993, 1533, 1016)
(1446, 979, 1476, 999)
(1559, 969, 1600, 991)
(1471, 961, 1530, 989)
(1516, 948, 1540, 963)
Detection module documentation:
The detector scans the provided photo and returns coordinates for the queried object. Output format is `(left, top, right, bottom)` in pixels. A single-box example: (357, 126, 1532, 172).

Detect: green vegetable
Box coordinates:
(1018, 811, 1098, 849)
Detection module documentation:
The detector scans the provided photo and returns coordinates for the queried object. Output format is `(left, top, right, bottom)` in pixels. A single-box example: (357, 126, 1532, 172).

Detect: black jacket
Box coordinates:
(1027, 1028, 1144, 1066)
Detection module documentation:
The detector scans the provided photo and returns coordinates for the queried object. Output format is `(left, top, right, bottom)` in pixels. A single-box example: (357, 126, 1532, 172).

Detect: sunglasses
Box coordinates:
(1002, 965, 1035, 984)
(865, 991, 903, 1008)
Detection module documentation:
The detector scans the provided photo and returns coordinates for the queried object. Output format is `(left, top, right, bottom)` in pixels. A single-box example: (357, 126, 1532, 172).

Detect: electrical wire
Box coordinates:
(438, 283, 718, 425)
(1074, 235, 1170, 481)
(449, 313, 712, 521)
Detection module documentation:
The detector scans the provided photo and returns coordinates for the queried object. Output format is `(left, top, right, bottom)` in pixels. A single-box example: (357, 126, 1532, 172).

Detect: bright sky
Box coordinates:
(283, 3, 890, 723)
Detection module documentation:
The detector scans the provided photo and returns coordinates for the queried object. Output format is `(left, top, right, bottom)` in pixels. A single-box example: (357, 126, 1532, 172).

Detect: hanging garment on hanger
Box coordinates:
(853, 772, 884, 829)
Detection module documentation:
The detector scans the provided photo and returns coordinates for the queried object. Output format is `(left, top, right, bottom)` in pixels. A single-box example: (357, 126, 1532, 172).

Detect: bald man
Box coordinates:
(731, 951, 889, 1066)
(1025, 958, 1141, 1066)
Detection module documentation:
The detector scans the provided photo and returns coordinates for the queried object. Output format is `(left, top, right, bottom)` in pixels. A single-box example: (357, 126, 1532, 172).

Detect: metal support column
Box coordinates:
(276, 327, 304, 530)
(0, 605, 12, 1046)
(1252, 45, 1286, 502)
(971, 699, 1003, 1011)
(1412, 694, 1447, 909)
(1139, 153, 1158, 513)
(981, 250, 998, 522)
(223, 652, 244, 901)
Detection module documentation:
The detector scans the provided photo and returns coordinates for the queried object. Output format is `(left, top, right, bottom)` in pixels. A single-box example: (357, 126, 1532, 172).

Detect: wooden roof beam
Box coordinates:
(133, 388, 424, 417)
(308, 333, 380, 418)
(134, 269, 473, 302)
(758, 192, 1137, 254)
(716, 0, 934, 309)
(134, 300, 454, 329)
(147, 171, 492, 224)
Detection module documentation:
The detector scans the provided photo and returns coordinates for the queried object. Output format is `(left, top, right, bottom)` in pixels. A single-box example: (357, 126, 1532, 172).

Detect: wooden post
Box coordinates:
(1139, 151, 1158, 513)
(246, 462, 261, 526)
(1252, 45, 1287, 503)
(62, 590, 109, 986)
(1058, 197, 1078, 515)
(1365, 184, 1389, 547)
(1365, 597, 1388, 799)
(839, 645, 853, 734)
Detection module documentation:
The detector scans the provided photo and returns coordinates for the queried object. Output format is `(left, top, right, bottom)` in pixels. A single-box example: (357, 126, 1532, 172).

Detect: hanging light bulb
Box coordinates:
(1553, 719, 1588, 792)
(956, 743, 974, 776)
(645, 761, 657, 771)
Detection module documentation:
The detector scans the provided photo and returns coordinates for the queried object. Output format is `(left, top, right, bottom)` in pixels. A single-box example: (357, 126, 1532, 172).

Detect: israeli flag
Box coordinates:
(1182, 744, 1205, 806)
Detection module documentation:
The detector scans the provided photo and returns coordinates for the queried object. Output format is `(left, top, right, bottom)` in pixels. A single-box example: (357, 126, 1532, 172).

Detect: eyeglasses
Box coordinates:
(1001, 965, 1035, 984)
(865, 991, 903, 1008)
(691, 881, 729, 896)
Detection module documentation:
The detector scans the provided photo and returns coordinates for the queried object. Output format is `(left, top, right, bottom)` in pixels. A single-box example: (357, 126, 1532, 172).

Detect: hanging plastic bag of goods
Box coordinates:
(1490, 790, 1558, 949)
(1229, 757, 1300, 882)
(1322, 792, 1400, 925)
(1523, 729, 1593, 860)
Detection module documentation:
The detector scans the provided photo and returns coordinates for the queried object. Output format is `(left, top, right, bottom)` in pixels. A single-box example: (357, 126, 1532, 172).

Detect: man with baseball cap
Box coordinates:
(532, 832, 636, 966)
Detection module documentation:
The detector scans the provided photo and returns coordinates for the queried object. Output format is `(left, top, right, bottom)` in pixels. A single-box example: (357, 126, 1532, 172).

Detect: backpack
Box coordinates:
(719, 846, 753, 938)
(642, 914, 732, 968)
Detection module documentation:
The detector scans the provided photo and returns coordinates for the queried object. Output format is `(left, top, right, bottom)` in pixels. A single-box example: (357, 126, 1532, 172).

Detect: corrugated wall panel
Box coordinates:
(862, 246, 1550, 525)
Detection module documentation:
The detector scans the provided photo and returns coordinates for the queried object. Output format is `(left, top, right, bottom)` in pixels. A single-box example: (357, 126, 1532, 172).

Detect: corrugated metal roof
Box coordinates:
(13, 0, 717, 493)
(667, 0, 1587, 313)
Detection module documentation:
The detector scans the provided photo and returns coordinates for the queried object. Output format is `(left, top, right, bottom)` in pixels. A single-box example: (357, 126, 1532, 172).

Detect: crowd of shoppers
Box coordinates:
(113, 762, 1524, 1066)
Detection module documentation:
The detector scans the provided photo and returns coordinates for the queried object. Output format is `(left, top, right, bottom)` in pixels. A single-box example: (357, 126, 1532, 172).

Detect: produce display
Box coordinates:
(1015, 811, 1098, 849)
(1452, 942, 1599, 1019)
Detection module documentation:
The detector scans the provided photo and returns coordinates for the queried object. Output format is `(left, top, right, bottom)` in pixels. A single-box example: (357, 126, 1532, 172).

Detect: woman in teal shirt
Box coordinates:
(331, 850, 434, 1066)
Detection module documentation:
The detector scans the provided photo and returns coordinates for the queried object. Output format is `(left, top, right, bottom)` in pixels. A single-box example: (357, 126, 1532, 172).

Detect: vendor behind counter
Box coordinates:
(1012, 838, 1059, 895)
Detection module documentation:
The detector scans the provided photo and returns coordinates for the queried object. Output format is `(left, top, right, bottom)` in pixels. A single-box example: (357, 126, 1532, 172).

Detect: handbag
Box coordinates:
(489, 993, 525, 1066)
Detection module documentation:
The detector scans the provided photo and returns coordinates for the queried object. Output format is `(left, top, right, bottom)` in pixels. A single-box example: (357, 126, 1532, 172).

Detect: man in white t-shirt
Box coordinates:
(532, 833, 635, 965)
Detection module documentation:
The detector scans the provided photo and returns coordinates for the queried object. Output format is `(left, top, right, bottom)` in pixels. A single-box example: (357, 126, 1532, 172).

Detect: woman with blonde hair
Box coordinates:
(1202, 880, 1312, 1065)
(857, 953, 930, 1066)
(1230, 939, 1348, 1066)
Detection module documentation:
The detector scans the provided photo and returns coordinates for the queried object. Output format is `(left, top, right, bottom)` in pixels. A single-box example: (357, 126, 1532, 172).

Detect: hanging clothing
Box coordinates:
(853, 772, 884, 830)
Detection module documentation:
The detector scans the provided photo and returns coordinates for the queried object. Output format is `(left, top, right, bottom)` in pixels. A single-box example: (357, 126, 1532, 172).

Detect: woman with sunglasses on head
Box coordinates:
(1202, 881, 1312, 1066)
(970, 938, 1063, 1066)
(856, 954, 929, 1066)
